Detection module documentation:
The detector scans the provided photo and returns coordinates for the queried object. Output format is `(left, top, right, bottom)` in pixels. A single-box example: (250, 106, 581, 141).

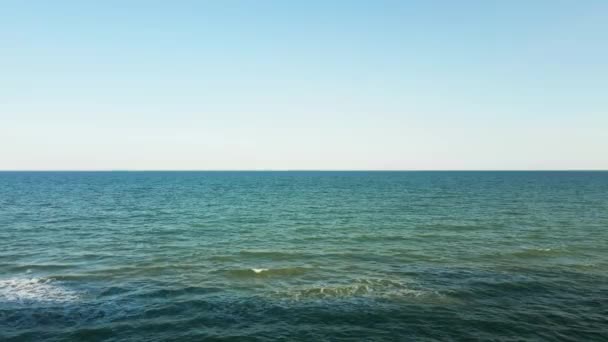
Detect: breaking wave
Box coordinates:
(0, 277, 80, 304)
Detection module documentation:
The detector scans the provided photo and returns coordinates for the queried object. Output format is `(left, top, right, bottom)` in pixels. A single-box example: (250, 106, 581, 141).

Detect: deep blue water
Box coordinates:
(1, 171, 607, 341)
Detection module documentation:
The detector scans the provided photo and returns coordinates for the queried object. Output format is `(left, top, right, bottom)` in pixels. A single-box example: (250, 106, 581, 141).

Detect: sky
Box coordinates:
(1, 0, 607, 170)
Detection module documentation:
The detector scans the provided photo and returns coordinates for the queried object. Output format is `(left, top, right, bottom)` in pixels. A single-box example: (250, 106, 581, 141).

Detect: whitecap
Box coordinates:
(251, 268, 269, 274)
(0, 277, 80, 304)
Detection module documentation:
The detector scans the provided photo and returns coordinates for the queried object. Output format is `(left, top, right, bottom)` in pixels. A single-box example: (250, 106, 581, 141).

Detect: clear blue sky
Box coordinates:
(1, 1, 606, 170)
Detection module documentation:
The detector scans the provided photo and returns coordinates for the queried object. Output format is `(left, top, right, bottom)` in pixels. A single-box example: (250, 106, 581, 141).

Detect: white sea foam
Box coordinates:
(0, 277, 80, 304)
(251, 268, 269, 274)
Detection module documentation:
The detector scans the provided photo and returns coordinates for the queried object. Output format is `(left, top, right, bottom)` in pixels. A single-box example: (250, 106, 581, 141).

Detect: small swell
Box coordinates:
(8, 263, 75, 272)
(277, 278, 431, 300)
(135, 286, 224, 298)
(506, 247, 565, 258)
(238, 250, 311, 261)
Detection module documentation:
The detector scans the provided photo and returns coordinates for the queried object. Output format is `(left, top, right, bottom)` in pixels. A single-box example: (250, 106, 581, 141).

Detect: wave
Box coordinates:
(238, 250, 312, 260)
(208, 251, 315, 263)
(224, 267, 312, 278)
(503, 247, 565, 259)
(0, 277, 80, 304)
(8, 264, 75, 272)
(135, 286, 224, 299)
(276, 278, 432, 301)
(48, 264, 200, 280)
(416, 223, 484, 231)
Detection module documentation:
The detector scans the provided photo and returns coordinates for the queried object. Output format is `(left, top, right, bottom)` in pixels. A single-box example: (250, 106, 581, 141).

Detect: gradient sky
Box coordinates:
(1, 1, 607, 170)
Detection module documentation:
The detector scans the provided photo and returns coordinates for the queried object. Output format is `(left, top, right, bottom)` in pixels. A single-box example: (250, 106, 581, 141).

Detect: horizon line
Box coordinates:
(0, 169, 607, 172)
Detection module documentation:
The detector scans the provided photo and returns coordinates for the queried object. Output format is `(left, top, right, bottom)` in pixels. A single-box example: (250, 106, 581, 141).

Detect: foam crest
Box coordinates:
(0, 277, 80, 304)
(225, 267, 311, 278)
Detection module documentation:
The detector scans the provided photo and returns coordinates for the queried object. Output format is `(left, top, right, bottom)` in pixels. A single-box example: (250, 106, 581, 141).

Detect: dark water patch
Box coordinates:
(1, 282, 607, 341)
(135, 286, 224, 299)
(48, 274, 111, 282)
(98, 286, 132, 297)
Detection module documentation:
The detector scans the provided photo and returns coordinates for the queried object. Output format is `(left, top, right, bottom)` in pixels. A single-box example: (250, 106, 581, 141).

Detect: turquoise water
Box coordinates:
(1, 171, 607, 341)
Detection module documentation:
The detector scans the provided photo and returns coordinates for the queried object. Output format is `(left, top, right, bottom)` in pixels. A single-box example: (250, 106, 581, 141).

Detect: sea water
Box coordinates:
(1, 171, 607, 340)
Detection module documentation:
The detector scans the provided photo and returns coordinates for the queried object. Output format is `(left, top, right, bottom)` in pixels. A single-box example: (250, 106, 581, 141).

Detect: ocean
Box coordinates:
(1, 171, 607, 341)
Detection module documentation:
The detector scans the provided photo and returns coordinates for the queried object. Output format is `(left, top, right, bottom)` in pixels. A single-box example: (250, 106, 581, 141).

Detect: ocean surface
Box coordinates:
(1, 171, 607, 341)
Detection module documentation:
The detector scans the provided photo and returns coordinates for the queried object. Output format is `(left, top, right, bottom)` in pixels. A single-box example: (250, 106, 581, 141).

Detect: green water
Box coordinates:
(1, 171, 607, 340)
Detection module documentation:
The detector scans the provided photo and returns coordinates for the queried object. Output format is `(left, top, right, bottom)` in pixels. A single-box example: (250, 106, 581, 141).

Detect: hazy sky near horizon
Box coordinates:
(1, 1, 607, 170)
